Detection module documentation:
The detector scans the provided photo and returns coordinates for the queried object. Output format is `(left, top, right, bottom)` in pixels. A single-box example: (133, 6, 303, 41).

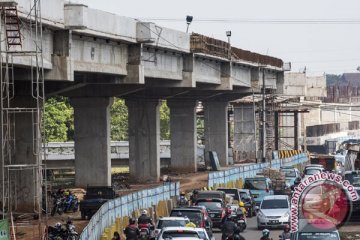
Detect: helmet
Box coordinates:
(180, 191, 186, 196)
(176, 212, 183, 217)
(284, 224, 290, 232)
(239, 201, 245, 207)
(64, 191, 69, 196)
(141, 209, 148, 215)
(226, 208, 232, 215)
(55, 222, 62, 229)
(129, 218, 136, 225)
(262, 229, 270, 237)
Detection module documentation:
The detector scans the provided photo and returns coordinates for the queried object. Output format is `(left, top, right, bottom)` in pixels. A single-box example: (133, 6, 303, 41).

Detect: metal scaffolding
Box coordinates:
(0, 0, 46, 237)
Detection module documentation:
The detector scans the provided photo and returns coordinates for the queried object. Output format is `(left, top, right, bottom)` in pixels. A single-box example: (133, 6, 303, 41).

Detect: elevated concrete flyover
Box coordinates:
(7, 0, 285, 202)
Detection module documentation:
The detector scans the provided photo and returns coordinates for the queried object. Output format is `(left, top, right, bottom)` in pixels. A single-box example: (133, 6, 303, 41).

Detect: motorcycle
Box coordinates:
(65, 222, 78, 240)
(64, 194, 79, 213)
(138, 223, 154, 240)
(279, 235, 291, 240)
(48, 225, 64, 240)
(51, 196, 66, 216)
(234, 208, 247, 232)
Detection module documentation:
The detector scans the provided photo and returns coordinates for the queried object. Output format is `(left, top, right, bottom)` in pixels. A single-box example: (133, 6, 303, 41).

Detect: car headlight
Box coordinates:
(257, 211, 265, 218)
(283, 212, 290, 218)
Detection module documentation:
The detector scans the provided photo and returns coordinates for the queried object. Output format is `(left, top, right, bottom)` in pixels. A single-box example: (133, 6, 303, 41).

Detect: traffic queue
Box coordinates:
(119, 164, 349, 240)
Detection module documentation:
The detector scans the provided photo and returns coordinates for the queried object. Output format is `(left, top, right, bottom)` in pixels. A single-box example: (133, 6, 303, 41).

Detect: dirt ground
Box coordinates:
(13, 170, 210, 239)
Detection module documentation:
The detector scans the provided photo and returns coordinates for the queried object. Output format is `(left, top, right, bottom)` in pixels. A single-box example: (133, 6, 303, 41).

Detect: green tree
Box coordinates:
(110, 98, 128, 140)
(160, 101, 170, 140)
(44, 96, 73, 142)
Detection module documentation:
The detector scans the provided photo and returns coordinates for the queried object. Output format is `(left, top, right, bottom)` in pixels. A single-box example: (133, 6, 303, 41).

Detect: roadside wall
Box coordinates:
(79, 182, 180, 240)
(208, 152, 309, 188)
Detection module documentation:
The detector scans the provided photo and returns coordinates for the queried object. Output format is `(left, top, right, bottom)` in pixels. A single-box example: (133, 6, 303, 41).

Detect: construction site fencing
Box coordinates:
(79, 181, 180, 240)
(208, 152, 308, 188)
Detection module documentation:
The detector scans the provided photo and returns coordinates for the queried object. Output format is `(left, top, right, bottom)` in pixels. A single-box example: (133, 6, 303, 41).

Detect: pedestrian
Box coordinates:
(112, 231, 121, 240)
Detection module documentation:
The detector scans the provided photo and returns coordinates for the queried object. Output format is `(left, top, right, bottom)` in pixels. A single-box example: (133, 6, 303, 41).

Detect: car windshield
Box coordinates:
(344, 173, 360, 187)
(217, 189, 238, 200)
(157, 219, 189, 229)
(196, 201, 223, 210)
(304, 169, 321, 175)
(197, 193, 223, 199)
(197, 231, 207, 240)
(298, 232, 339, 240)
(239, 192, 249, 200)
(170, 211, 202, 226)
(244, 179, 266, 190)
(261, 199, 288, 209)
(162, 231, 199, 238)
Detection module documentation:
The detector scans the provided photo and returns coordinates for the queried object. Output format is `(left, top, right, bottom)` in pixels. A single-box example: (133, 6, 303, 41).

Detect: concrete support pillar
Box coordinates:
(9, 97, 41, 212)
(126, 99, 160, 182)
(204, 101, 229, 166)
(71, 97, 113, 187)
(168, 100, 197, 172)
(233, 103, 257, 161)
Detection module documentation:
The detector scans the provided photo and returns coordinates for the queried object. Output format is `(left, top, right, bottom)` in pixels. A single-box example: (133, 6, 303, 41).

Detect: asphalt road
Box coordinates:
(213, 216, 283, 240)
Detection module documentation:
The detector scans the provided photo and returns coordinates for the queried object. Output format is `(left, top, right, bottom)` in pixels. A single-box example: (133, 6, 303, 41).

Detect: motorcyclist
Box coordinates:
(137, 209, 153, 237)
(233, 227, 246, 240)
(124, 218, 140, 240)
(137, 210, 153, 226)
(190, 189, 199, 205)
(260, 229, 272, 240)
(238, 201, 247, 218)
(291, 177, 302, 191)
(177, 191, 189, 207)
(280, 224, 291, 239)
(221, 209, 237, 240)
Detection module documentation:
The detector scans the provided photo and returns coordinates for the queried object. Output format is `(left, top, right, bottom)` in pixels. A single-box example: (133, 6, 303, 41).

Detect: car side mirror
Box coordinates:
(255, 206, 259, 212)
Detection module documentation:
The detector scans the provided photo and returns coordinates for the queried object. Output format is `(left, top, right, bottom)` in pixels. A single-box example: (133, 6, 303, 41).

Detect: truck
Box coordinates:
(80, 186, 118, 219)
(309, 154, 336, 172)
(344, 143, 360, 171)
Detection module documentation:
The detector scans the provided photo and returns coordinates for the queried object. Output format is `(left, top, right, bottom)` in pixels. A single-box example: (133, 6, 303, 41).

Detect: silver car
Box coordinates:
(257, 195, 290, 229)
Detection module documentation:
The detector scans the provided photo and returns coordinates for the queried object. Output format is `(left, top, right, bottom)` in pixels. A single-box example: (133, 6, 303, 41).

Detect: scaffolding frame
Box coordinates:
(0, 0, 46, 238)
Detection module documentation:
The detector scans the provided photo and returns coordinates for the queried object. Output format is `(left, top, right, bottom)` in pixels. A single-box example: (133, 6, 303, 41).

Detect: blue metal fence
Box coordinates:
(208, 153, 308, 188)
(79, 182, 180, 240)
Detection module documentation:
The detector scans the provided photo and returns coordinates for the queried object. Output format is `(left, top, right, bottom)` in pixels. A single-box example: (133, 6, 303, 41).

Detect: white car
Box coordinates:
(152, 217, 190, 239)
(257, 195, 290, 229)
(158, 227, 201, 240)
(303, 167, 324, 179)
(193, 227, 212, 240)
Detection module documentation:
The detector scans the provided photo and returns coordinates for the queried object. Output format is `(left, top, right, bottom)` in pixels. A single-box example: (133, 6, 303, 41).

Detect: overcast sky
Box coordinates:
(77, 0, 360, 76)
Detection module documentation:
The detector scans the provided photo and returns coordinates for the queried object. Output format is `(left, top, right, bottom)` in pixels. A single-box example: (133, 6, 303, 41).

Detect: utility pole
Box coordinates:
(262, 68, 266, 163)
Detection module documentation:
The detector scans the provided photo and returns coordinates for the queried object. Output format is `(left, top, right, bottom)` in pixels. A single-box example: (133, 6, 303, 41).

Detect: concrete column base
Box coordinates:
(233, 103, 257, 160)
(168, 100, 197, 173)
(204, 101, 229, 167)
(71, 97, 113, 187)
(126, 99, 160, 182)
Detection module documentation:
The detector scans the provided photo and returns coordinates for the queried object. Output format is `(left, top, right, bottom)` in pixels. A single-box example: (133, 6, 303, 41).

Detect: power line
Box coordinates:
(139, 18, 360, 25)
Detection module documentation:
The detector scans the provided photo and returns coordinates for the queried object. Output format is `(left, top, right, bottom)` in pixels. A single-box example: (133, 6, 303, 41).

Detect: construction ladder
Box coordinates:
(2, 4, 22, 48)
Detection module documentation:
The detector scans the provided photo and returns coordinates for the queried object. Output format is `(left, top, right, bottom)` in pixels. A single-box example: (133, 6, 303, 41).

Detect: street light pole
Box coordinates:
(262, 68, 266, 163)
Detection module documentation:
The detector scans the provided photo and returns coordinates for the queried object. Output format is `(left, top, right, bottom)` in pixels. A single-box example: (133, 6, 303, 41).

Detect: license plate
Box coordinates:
(210, 214, 215, 217)
(140, 232, 147, 236)
(238, 220, 245, 223)
(269, 220, 279, 224)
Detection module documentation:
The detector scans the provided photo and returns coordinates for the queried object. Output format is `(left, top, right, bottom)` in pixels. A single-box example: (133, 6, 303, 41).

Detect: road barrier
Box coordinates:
(208, 152, 309, 188)
(79, 181, 180, 240)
